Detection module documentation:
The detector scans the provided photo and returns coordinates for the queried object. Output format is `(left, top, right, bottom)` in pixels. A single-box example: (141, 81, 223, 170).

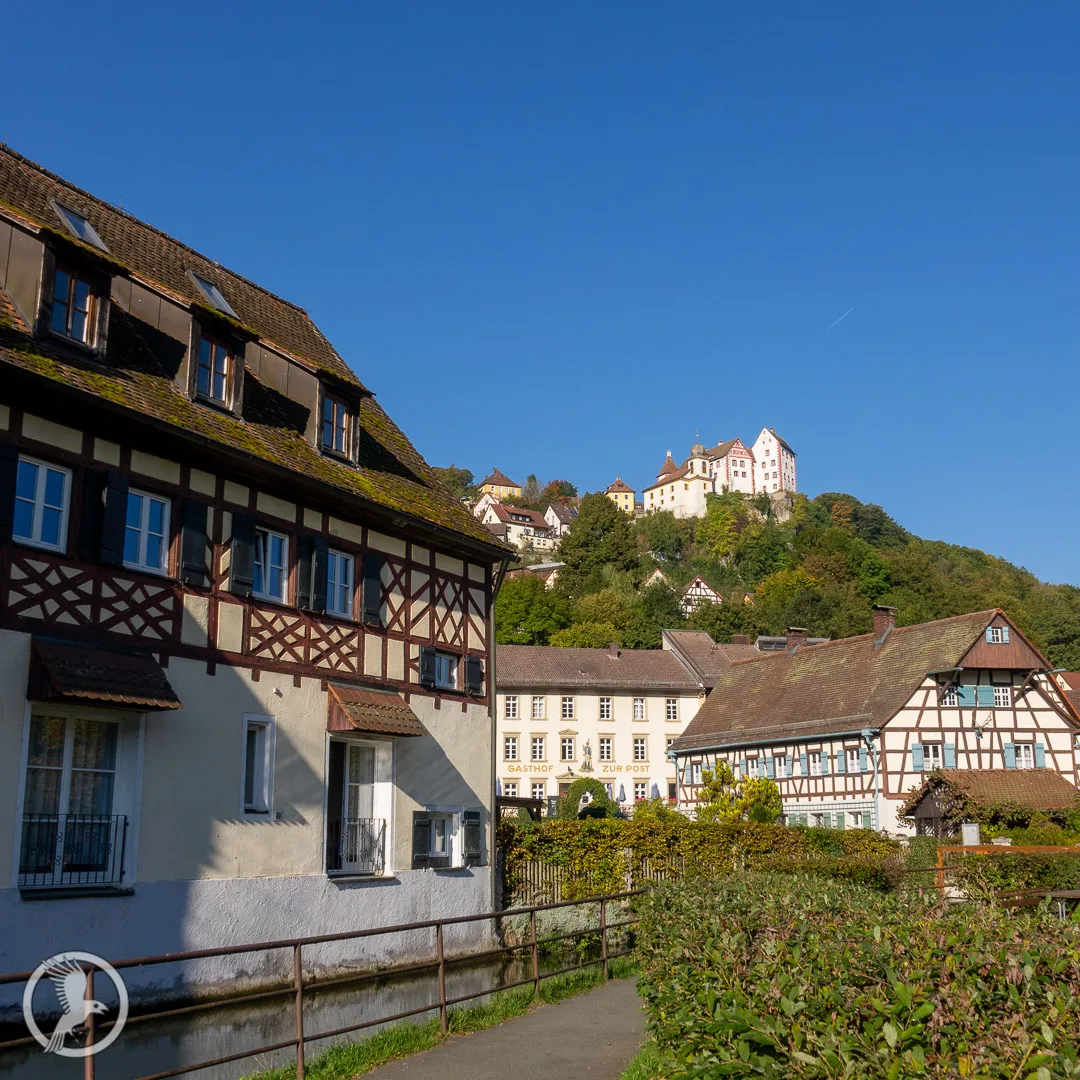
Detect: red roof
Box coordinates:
(488, 504, 551, 529)
(606, 478, 634, 493)
(482, 468, 519, 489)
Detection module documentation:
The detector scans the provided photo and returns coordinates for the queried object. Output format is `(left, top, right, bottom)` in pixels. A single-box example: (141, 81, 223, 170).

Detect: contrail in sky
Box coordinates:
(826, 308, 854, 331)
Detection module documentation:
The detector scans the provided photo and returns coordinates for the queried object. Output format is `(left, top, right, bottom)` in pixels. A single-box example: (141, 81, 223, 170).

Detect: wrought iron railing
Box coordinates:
(18, 814, 128, 889)
(326, 817, 386, 876)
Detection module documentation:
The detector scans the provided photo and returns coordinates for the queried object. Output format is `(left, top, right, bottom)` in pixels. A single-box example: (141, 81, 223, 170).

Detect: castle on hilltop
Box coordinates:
(606, 427, 797, 520)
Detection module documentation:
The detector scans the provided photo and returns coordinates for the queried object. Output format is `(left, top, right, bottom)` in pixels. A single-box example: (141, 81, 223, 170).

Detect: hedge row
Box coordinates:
(636, 873, 1080, 1078)
(498, 818, 901, 899)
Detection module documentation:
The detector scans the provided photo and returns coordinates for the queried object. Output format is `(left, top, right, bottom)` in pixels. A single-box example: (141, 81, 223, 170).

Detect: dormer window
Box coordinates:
(321, 392, 351, 457)
(196, 334, 230, 405)
(191, 273, 237, 318)
(49, 268, 94, 345)
(52, 201, 108, 252)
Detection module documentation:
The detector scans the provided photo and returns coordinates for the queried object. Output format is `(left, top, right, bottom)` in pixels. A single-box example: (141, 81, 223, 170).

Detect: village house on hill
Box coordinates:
(478, 467, 521, 501)
(0, 146, 511, 992)
(670, 606, 1080, 832)
(604, 477, 635, 515)
(479, 502, 556, 553)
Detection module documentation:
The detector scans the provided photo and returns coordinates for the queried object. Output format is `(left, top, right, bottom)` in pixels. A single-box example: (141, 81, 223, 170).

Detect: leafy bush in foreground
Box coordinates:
(636, 873, 1080, 1077)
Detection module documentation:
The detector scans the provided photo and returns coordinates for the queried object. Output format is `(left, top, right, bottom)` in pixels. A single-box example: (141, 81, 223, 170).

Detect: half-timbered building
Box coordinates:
(670, 606, 1080, 832)
(0, 147, 510, 991)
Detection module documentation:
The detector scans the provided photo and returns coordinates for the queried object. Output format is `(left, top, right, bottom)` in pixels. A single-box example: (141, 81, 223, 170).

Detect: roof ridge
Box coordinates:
(0, 144, 317, 322)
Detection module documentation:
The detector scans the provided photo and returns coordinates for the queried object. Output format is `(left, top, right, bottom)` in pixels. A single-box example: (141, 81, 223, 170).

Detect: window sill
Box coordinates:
(319, 447, 355, 467)
(194, 394, 239, 418)
(21, 885, 133, 901)
(327, 872, 397, 885)
(45, 328, 97, 354)
(12, 537, 67, 555)
(251, 593, 291, 608)
(122, 561, 171, 579)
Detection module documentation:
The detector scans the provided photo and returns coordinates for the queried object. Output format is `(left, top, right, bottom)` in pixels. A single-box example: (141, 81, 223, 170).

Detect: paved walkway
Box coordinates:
(369, 978, 646, 1080)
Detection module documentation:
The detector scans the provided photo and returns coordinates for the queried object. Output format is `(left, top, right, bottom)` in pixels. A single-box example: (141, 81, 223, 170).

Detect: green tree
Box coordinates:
(573, 588, 638, 632)
(431, 465, 476, 503)
(686, 597, 756, 641)
(541, 479, 578, 503)
(549, 621, 622, 648)
(641, 511, 688, 563)
(555, 777, 618, 819)
(494, 575, 571, 644)
(556, 493, 639, 596)
(697, 493, 741, 561)
(622, 582, 686, 648)
(741, 777, 783, 823)
(694, 764, 741, 824)
(521, 473, 542, 507)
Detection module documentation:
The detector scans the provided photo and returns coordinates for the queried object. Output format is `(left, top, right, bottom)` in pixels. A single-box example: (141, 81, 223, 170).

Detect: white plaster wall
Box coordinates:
(0, 630, 31, 881)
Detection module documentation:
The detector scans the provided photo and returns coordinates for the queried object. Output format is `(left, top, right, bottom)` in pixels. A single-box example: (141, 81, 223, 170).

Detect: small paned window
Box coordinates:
(633, 737, 647, 761)
(993, 685, 1012, 708)
(988, 626, 1006, 643)
(322, 393, 350, 455)
(774, 756, 788, 778)
(191, 274, 237, 317)
(326, 550, 354, 618)
(599, 697, 612, 720)
(745, 758, 759, 778)
(846, 748, 861, 773)
(531, 782, 546, 800)
(504, 736, 518, 761)
(599, 737, 613, 761)
(50, 268, 93, 344)
(561, 736, 575, 761)
(808, 752, 822, 777)
(53, 203, 108, 251)
(253, 528, 289, 602)
(634, 781, 647, 801)
(505, 696, 519, 720)
(531, 696, 545, 719)
(123, 490, 170, 573)
(923, 743, 943, 770)
(561, 696, 574, 720)
(666, 698, 678, 721)
(1016, 743, 1035, 769)
(941, 686, 959, 706)
(503, 781, 518, 798)
(434, 652, 458, 691)
(243, 718, 273, 814)
(13, 457, 70, 552)
(531, 736, 545, 761)
(197, 335, 230, 404)
(633, 698, 645, 720)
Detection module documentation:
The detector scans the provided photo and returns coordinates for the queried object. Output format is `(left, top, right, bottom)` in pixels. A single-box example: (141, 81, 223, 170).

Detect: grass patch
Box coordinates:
(619, 1041, 666, 1080)
(243, 957, 637, 1079)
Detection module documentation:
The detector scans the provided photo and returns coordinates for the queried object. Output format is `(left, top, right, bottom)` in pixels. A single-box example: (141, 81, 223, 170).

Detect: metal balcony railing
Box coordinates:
(326, 817, 386, 876)
(18, 814, 128, 889)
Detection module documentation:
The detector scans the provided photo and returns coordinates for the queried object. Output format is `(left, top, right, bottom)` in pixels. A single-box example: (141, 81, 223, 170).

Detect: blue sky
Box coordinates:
(4, 3, 1079, 582)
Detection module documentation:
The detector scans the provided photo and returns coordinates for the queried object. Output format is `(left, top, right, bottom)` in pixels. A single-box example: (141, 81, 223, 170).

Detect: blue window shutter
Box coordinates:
(976, 685, 995, 708)
(985, 627, 994, 643)
(835, 813, 845, 830)
(957, 685, 976, 707)
(944, 743, 956, 769)
(835, 751, 846, 774)
(800, 753, 809, 776)
(765, 757, 775, 779)
(911, 744, 924, 771)
(1002, 626, 1010, 643)
(1004, 742, 1016, 769)
(820, 753, 830, 775)
(859, 746, 868, 772)
(1035, 743, 1046, 768)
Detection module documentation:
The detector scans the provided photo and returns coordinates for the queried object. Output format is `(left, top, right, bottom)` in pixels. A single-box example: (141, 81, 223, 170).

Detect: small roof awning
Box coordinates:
(29, 639, 182, 711)
(328, 684, 426, 737)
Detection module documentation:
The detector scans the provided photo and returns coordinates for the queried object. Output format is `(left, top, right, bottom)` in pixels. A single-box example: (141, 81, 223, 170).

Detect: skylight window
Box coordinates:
(52, 201, 108, 252)
(190, 273, 237, 318)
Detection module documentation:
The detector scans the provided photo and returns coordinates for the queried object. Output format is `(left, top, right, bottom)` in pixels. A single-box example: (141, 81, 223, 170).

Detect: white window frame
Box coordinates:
(941, 686, 959, 707)
(561, 696, 575, 720)
(846, 748, 861, 773)
(923, 743, 943, 771)
(633, 698, 645, 721)
(326, 549, 355, 618)
(808, 751, 822, 777)
(599, 697, 612, 720)
(504, 696, 519, 720)
(434, 652, 458, 691)
(531, 782, 546, 801)
(634, 781, 648, 801)
(775, 755, 788, 779)
(599, 736, 613, 761)
(746, 758, 759, 779)
(503, 781, 518, 798)
(988, 626, 1005, 643)
(665, 698, 678, 721)
(1016, 743, 1035, 770)
(633, 737, 647, 762)
(993, 685, 1012, 708)
(253, 528, 289, 603)
(418, 811, 457, 864)
(13, 456, 71, 553)
(241, 715, 275, 817)
(561, 736, 575, 762)
(531, 736, 545, 762)
(123, 489, 171, 575)
(504, 736, 518, 761)
(531, 696, 545, 719)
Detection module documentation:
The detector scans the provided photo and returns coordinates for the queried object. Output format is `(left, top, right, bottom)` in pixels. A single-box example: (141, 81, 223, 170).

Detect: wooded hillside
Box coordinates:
(494, 490, 1080, 668)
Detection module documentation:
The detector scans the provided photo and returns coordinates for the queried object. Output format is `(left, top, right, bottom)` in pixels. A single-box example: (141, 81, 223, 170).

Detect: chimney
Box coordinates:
(732, 634, 750, 645)
(608, 642, 620, 659)
(786, 627, 808, 652)
(873, 605, 897, 644)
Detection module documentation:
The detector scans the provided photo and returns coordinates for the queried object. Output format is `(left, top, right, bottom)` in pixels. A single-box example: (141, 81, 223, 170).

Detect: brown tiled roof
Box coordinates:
(705, 439, 737, 460)
(30, 639, 181, 710)
(916, 769, 1080, 812)
(656, 453, 679, 478)
(1061, 674, 1080, 716)
(642, 462, 706, 492)
(546, 503, 577, 524)
(497, 645, 703, 691)
(671, 610, 1013, 752)
(768, 428, 796, 456)
(482, 468, 519, 488)
(662, 630, 758, 687)
(328, 684, 426, 737)
(489, 504, 551, 529)
(0, 146, 361, 389)
(606, 478, 634, 493)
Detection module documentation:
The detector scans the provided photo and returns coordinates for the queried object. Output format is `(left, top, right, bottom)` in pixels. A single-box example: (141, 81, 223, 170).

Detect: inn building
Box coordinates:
(0, 147, 510, 991)
(670, 607, 1080, 832)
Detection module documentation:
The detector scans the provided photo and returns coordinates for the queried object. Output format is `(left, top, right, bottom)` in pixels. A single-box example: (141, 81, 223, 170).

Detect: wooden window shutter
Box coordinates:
(956, 685, 976, 707)
(820, 752, 830, 775)
(411, 812, 431, 870)
(230, 513, 256, 596)
(0, 442, 18, 542)
(463, 809, 483, 867)
(1035, 742, 1046, 768)
(976, 685, 995, 708)
(1002, 626, 1011, 644)
(985, 627, 994, 643)
(179, 499, 209, 585)
(858, 746, 868, 772)
(1003, 742, 1016, 769)
(298, 535, 328, 612)
(77, 469, 107, 560)
(911, 744, 924, 771)
(835, 751, 846, 774)
(419, 646, 436, 689)
(361, 553, 383, 626)
(944, 743, 957, 769)
(800, 753, 809, 776)
(99, 470, 129, 566)
(764, 756, 774, 779)
(464, 656, 483, 695)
